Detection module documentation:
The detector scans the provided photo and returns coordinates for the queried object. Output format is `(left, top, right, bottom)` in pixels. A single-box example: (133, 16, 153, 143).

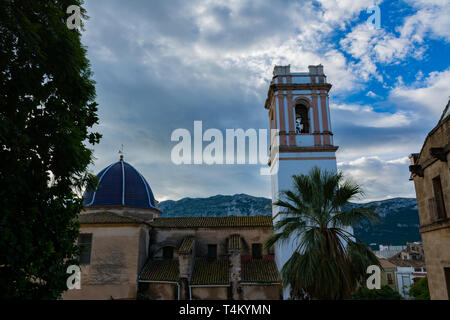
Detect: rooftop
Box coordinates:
(139, 260, 179, 282)
(190, 259, 229, 286)
(178, 237, 194, 255)
(388, 252, 426, 267)
(151, 216, 273, 228)
(241, 259, 281, 284)
(77, 211, 145, 225)
(228, 234, 241, 250)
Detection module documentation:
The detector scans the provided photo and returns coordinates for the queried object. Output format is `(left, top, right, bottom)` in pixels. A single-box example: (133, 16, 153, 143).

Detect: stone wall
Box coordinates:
(191, 287, 229, 300)
(411, 115, 449, 300)
(146, 282, 178, 300)
(151, 227, 273, 258)
(63, 224, 147, 300)
(241, 284, 281, 300)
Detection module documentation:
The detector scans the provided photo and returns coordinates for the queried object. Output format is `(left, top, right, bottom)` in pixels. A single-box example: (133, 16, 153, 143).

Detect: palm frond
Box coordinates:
(330, 207, 379, 228)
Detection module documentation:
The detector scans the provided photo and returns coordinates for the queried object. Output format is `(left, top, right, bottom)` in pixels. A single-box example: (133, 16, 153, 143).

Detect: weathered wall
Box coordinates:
(381, 268, 397, 292)
(63, 224, 147, 300)
(146, 282, 178, 300)
(191, 287, 229, 300)
(152, 228, 274, 259)
(422, 228, 450, 299)
(241, 284, 281, 300)
(412, 118, 450, 300)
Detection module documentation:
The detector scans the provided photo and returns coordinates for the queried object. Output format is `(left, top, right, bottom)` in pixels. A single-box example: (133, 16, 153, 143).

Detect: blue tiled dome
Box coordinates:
(83, 159, 156, 208)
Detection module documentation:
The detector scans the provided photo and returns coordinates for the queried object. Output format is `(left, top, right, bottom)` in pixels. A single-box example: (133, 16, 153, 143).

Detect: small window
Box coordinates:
(432, 176, 447, 220)
(163, 247, 174, 260)
(444, 268, 450, 299)
(207, 244, 217, 259)
(252, 243, 263, 259)
(295, 104, 310, 134)
(78, 233, 93, 265)
(387, 273, 393, 285)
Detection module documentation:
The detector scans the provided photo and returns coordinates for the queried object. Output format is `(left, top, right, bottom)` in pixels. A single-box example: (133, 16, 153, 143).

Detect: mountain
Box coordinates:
(343, 198, 422, 247)
(158, 194, 421, 246)
(158, 193, 272, 217)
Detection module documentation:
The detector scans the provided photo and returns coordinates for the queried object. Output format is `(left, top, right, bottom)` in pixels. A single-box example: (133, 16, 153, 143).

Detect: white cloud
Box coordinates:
(331, 103, 414, 128)
(366, 91, 379, 98)
(339, 0, 450, 81)
(338, 156, 415, 202)
(390, 68, 450, 117)
(401, 0, 450, 42)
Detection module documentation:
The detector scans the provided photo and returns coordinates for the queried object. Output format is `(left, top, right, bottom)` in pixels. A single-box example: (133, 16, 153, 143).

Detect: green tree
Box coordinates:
(265, 167, 380, 299)
(408, 277, 430, 300)
(352, 285, 403, 300)
(0, 0, 100, 298)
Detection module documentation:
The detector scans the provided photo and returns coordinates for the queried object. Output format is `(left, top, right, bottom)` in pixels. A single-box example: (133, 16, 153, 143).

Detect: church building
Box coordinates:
(63, 155, 281, 300)
(63, 65, 339, 300)
(265, 65, 340, 299)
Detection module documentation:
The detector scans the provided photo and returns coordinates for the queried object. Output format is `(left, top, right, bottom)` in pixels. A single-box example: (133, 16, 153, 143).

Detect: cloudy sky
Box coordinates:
(80, 0, 450, 203)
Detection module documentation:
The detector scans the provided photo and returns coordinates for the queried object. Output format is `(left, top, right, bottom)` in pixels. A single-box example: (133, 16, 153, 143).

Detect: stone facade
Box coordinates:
(63, 223, 149, 300)
(141, 220, 281, 300)
(409, 101, 450, 300)
(64, 213, 281, 300)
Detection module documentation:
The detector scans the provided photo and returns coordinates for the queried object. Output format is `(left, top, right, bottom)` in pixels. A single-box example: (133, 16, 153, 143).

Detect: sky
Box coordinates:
(79, 0, 450, 203)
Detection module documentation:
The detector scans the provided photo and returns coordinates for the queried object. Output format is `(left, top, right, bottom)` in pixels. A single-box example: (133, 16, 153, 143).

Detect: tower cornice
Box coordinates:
(265, 83, 332, 109)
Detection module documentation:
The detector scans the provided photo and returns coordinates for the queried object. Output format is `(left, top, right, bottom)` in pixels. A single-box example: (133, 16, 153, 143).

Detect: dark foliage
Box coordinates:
(0, 0, 100, 298)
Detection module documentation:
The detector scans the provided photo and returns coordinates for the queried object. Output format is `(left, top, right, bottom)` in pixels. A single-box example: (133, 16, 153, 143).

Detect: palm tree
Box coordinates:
(265, 166, 380, 300)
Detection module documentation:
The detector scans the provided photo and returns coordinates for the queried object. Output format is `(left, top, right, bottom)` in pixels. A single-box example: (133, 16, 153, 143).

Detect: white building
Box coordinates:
(264, 65, 343, 299)
(395, 266, 427, 298)
(375, 245, 407, 259)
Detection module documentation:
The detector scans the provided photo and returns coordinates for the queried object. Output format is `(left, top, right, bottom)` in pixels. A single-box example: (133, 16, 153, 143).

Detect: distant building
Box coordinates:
(375, 244, 407, 259)
(409, 100, 450, 300)
(62, 157, 281, 300)
(379, 258, 398, 292)
(389, 242, 427, 298)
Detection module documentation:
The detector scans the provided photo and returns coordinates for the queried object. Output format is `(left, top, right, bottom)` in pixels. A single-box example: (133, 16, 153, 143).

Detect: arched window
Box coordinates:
(162, 246, 174, 259)
(295, 103, 310, 133)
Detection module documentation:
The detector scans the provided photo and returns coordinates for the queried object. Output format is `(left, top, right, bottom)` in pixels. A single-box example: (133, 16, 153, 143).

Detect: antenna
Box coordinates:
(119, 144, 124, 161)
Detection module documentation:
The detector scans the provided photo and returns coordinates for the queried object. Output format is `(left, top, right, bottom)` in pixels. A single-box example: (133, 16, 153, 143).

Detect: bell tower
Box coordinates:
(265, 64, 339, 299)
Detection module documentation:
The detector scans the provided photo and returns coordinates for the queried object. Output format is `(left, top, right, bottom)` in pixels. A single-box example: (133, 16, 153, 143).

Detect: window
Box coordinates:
(432, 176, 447, 220)
(387, 273, 393, 285)
(252, 243, 263, 259)
(444, 268, 450, 300)
(295, 104, 310, 133)
(78, 233, 93, 265)
(163, 246, 174, 259)
(207, 244, 217, 259)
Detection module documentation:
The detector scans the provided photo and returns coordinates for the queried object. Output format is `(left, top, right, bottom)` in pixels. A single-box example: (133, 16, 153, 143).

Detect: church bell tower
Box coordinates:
(265, 65, 339, 299)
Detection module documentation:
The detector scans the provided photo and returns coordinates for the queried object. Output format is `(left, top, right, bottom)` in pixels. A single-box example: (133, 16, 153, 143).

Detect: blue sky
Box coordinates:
(80, 0, 450, 202)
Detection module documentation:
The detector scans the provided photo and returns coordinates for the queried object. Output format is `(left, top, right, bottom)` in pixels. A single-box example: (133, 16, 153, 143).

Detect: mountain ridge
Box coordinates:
(158, 194, 421, 246)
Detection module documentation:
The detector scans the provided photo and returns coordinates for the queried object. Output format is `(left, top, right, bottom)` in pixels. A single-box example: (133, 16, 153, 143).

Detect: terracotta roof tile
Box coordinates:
(191, 259, 229, 285)
(139, 260, 179, 282)
(228, 234, 240, 250)
(379, 258, 396, 269)
(151, 216, 273, 228)
(78, 211, 145, 224)
(179, 237, 194, 255)
(241, 259, 281, 283)
(388, 252, 426, 267)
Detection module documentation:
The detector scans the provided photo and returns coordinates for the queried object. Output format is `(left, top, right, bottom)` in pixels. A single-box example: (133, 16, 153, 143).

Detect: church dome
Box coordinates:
(83, 158, 157, 208)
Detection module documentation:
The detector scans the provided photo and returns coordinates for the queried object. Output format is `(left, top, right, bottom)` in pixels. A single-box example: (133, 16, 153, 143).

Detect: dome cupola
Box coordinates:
(83, 156, 157, 209)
